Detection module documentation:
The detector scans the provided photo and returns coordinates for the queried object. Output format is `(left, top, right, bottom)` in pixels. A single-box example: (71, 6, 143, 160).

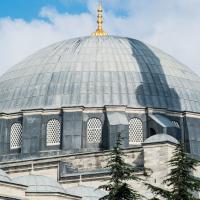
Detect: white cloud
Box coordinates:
(100, 0, 200, 74)
(0, 7, 95, 75)
(0, 0, 200, 75)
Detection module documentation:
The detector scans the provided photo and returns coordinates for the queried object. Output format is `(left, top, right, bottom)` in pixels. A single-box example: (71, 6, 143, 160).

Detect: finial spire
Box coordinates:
(92, 0, 108, 36)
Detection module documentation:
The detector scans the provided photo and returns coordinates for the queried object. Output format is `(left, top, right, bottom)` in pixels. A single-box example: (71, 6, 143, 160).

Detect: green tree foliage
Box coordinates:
(99, 133, 142, 200)
(146, 142, 200, 200)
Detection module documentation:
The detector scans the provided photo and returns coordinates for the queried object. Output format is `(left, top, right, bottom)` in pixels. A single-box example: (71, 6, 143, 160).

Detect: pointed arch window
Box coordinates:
(87, 118, 102, 144)
(129, 118, 143, 144)
(46, 119, 61, 146)
(10, 123, 22, 150)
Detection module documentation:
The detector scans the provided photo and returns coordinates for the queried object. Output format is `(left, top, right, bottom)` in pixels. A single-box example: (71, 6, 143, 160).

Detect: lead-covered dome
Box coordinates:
(0, 36, 200, 113)
(0, 169, 13, 183)
(13, 174, 66, 193)
(65, 185, 107, 199)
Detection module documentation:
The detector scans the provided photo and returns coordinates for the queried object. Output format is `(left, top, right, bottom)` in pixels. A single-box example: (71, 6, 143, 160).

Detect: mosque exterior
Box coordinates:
(0, 1, 200, 200)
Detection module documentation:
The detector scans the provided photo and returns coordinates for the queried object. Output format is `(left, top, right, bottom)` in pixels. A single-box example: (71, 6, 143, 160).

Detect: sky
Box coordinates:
(0, 0, 200, 75)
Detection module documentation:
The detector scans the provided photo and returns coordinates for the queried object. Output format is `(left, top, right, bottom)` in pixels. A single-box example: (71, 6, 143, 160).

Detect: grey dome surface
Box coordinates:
(0, 169, 13, 183)
(66, 185, 107, 199)
(0, 36, 200, 113)
(143, 134, 179, 144)
(13, 174, 65, 193)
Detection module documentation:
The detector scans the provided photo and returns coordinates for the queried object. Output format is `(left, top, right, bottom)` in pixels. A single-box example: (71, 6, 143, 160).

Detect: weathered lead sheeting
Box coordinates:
(149, 114, 176, 128)
(143, 134, 179, 144)
(13, 175, 66, 193)
(106, 112, 128, 125)
(0, 36, 199, 113)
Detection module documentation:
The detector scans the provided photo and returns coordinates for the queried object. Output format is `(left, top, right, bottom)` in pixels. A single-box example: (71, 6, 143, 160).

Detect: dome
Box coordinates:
(0, 169, 13, 183)
(65, 185, 107, 199)
(0, 36, 200, 113)
(143, 134, 179, 145)
(13, 175, 66, 193)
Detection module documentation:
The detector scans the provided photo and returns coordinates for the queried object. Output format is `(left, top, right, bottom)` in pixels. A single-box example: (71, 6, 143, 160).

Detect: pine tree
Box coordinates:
(146, 142, 200, 200)
(99, 133, 142, 200)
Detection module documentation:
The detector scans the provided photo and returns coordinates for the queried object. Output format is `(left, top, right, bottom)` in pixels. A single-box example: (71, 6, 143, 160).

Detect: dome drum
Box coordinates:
(0, 106, 193, 161)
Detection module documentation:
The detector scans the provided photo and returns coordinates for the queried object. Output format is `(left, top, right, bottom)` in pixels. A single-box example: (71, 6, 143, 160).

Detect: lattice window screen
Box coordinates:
(46, 119, 61, 146)
(10, 123, 22, 150)
(129, 118, 143, 144)
(87, 118, 102, 144)
(172, 121, 180, 128)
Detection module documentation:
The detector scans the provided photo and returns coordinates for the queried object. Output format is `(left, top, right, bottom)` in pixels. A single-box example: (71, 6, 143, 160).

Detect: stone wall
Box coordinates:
(1, 139, 200, 199)
(0, 182, 26, 199)
(1, 147, 143, 181)
(25, 194, 80, 200)
(143, 142, 175, 185)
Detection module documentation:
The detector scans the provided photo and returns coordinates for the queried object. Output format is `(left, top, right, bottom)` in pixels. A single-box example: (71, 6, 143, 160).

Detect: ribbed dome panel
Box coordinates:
(0, 36, 199, 113)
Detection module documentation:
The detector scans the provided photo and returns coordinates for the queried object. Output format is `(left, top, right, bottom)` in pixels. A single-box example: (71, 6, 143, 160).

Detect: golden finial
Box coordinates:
(92, 0, 108, 36)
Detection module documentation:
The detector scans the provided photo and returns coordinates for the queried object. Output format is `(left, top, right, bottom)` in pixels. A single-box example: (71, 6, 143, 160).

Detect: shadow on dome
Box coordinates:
(127, 39, 188, 147)
(128, 39, 181, 112)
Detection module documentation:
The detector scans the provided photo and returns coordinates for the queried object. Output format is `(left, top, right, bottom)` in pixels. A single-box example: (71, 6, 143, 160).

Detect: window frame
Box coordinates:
(129, 117, 144, 145)
(87, 118, 102, 144)
(46, 119, 61, 146)
(10, 122, 23, 150)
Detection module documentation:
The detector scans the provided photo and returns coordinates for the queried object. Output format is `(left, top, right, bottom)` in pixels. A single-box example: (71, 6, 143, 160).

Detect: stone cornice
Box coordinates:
(105, 105, 127, 112)
(0, 107, 199, 120)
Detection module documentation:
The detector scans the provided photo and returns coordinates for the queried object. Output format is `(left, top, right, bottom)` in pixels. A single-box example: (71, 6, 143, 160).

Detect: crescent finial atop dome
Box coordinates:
(92, 0, 108, 36)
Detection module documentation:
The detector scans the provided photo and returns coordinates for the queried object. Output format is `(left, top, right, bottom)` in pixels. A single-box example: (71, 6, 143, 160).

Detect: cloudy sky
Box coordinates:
(0, 0, 200, 75)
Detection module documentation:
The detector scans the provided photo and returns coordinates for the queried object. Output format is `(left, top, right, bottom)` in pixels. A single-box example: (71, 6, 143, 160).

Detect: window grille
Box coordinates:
(87, 118, 102, 144)
(10, 123, 22, 150)
(46, 119, 61, 146)
(129, 118, 143, 144)
(172, 121, 180, 128)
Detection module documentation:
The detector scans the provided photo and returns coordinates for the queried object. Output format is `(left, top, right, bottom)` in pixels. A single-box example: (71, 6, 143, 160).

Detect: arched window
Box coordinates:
(46, 119, 61, 146)
(10, 123, 22, 150)
(150, 128, 156, 137)
(129, 118, 143, 144)
(172, 121, 180, 128)
(87, 118, 102, 144)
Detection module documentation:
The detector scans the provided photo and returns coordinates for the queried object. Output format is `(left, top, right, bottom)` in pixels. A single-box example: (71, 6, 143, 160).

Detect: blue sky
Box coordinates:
(0, 0, 199, 75)
(0, 0, 89, 20)
(0, 0, 128, 21)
